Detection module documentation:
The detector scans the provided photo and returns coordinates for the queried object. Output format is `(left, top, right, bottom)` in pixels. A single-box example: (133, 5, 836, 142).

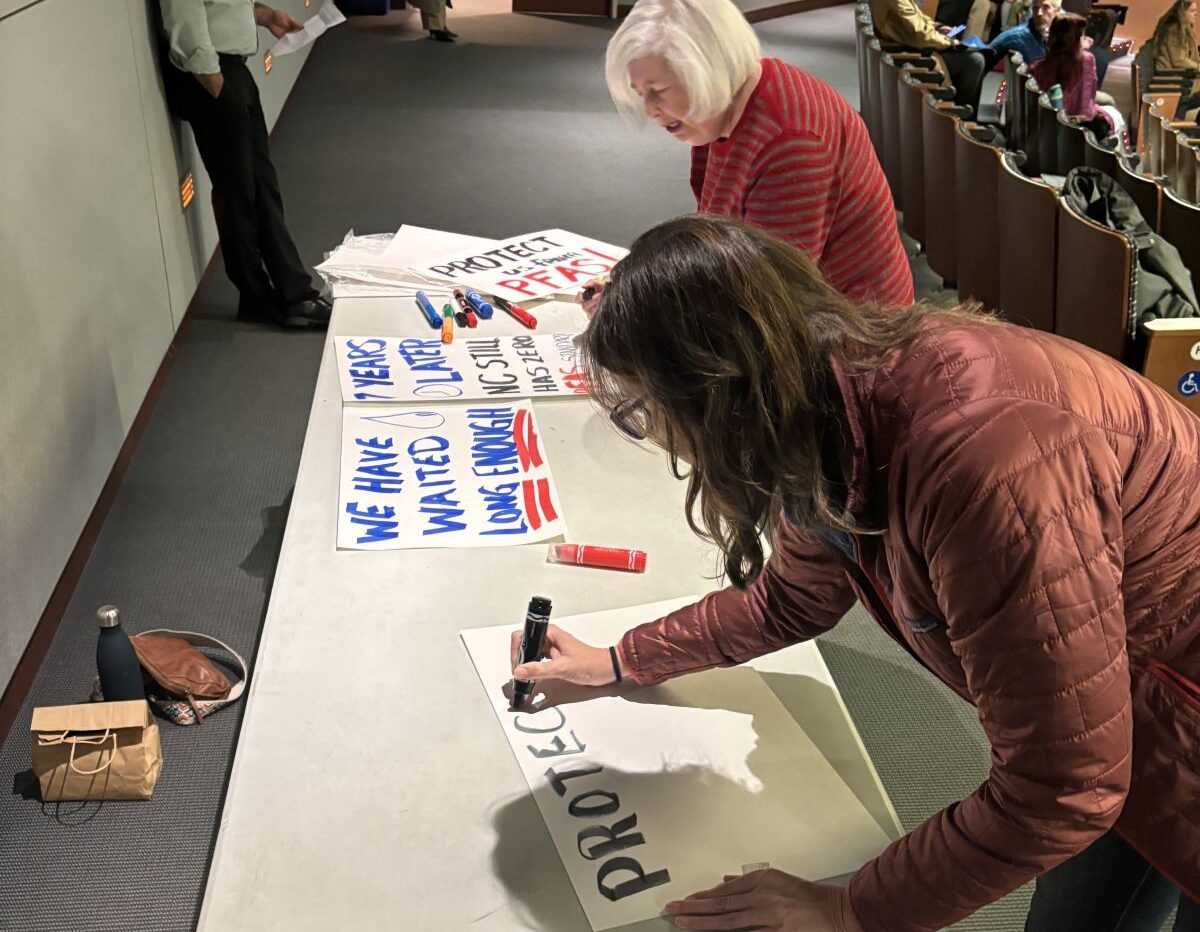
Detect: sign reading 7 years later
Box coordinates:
(336, 333, 588, 403)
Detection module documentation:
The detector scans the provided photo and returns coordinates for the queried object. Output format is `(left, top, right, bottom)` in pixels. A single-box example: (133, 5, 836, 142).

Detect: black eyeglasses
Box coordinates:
(609, 398, 650, 441)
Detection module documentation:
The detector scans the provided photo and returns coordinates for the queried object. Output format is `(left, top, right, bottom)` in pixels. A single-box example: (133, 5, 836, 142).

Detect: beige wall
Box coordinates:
(0, 0, 313, 692)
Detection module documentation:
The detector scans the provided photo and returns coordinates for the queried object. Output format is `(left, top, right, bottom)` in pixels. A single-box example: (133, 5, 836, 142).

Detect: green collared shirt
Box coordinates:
(160, 0, 259, 75)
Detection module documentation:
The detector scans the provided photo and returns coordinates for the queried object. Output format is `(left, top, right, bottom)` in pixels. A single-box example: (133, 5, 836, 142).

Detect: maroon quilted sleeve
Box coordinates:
(849, 398, 1132, 931)
(618, 520, 856, 685)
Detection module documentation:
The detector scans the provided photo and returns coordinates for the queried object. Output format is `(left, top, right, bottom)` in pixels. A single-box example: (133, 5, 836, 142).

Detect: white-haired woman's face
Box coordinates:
(627, 55, 723, 146)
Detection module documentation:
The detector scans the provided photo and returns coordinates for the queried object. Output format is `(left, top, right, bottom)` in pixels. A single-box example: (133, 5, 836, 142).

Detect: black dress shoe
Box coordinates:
(429, 28, 456, 41)
(280, 295, 332, 329)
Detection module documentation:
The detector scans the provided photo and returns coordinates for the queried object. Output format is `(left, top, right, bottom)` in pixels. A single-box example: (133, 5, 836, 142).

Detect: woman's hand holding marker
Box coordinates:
(509, 624, 625, 687)
(579, 276, 609, 318)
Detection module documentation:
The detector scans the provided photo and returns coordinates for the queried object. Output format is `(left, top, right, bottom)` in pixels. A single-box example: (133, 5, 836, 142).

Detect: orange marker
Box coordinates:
(441, 304, 454, 344)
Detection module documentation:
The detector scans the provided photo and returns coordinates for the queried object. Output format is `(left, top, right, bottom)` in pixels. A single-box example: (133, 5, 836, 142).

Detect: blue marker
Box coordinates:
(463, 288, 495, 320)
(415, 291, 442, 329)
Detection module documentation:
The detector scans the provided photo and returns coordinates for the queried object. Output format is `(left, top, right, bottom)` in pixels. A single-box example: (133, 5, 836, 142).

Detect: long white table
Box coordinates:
(198, 291, 901, 931)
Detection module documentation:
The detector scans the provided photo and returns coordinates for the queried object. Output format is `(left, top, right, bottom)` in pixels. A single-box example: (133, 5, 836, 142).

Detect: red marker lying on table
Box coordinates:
(492, 295, 537, 329)
(547, 543, 647, 573)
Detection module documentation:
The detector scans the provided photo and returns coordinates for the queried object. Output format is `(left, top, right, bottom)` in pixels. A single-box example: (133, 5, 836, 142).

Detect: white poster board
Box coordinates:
(409, 229, 627, 302)
(334, 333, 587, 403)
(461, 599, 893, 932)
(339, 401, 566, 550)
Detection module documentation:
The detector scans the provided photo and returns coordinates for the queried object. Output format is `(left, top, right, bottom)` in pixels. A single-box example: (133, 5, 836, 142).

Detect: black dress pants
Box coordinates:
(940, 46, 987, 115)
(1025, 830, 1200, 932)
(163, 54, 315, 314)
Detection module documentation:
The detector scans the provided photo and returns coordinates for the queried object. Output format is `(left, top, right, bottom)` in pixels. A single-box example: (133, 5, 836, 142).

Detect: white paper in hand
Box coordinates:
(271, 0, 346, 57)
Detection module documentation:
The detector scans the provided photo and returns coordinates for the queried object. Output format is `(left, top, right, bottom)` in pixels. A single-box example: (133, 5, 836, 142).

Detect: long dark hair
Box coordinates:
(1037, 12, 1087, 91)
(580, 215, 984, 588)
(1153, 0, 1197, 47)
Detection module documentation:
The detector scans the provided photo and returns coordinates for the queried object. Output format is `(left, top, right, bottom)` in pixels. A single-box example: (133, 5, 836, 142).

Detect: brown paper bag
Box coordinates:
(30, 700, 162, 801)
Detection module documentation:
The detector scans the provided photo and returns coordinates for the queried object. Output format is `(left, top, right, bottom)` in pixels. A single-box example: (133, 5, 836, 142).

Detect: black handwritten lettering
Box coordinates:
(544, 762, 603, 794)
(596, 858, 671, 902)
(513, 706, 567, 735)
(577, 815, 646, 861)
(525, 731, 587, 759)
(568, 790, 620, 818)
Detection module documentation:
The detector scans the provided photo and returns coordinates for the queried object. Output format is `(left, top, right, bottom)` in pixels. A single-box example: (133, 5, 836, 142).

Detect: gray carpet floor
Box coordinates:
(0, 5, 1042, 930)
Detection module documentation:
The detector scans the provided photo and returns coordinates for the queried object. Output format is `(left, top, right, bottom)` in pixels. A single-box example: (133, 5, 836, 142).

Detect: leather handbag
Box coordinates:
(131, 630, 247, 725)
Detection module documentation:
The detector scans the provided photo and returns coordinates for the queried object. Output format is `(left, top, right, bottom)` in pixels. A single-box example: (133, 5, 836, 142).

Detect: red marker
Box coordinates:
(453, 290, 479, 328)
(547, 543, 647, 573)
(493, 295, 538, 330)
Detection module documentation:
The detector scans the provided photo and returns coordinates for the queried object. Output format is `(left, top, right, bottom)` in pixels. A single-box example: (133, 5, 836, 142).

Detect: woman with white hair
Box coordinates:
(592, 0, 913, 313)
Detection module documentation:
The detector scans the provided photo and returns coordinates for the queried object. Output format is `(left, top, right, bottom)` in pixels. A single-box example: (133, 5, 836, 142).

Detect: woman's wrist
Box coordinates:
(834, 886, 865, 932)
(606, 641, 631, 684)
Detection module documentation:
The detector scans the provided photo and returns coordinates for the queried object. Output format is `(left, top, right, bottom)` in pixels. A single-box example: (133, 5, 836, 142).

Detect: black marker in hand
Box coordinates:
(511, 596, 553, 710)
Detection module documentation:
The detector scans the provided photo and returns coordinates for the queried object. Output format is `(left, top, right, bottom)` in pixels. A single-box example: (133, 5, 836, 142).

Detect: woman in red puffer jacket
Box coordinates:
(514, 214, 1200, 932)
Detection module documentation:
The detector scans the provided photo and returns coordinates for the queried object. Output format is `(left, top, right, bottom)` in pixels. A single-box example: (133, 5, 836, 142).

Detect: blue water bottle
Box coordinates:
(96, 605, 144, 702)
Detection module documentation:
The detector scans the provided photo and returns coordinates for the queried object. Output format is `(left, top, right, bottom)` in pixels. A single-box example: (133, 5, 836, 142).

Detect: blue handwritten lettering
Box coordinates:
(353, 436, 404, 494)
(344, 502, 400, 544)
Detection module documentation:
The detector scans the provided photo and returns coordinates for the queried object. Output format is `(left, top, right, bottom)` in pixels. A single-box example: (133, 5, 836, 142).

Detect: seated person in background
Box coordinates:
(869, 0, 988, 114)
(1153, 0, 1200, 72)
(989, 0, 1060, 61)
(1031, 13, 1123, 138)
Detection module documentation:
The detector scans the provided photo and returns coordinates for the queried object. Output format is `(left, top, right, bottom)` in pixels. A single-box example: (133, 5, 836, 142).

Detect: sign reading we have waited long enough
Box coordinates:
(335, 333, 587, 403)
(410, 229, 628, 302)
(338, 401, 566, 550)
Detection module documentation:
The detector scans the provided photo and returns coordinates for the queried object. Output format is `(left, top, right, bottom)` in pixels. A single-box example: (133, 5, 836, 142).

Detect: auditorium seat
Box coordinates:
(1142, 319, 1200, 416)
(866, 38, 885, 156)
(923, 94, 972, 285)
(1055, 110, 1089, 178)
(1021, 70, 1043, 176)
(1116, 156, 1163, 231)
(899, 75, 953, 244)
(1171, 129, 1200, 201)
(1083, 129, 1119, 177)
(1003, 52, 1025, 153)
(997, 152, 1058, 332)
(856, 10, 873, 116)
(1161, 183, 1200, 287)
(1054, 190, 1137, 362)
(1037, 93, 1060, 176)
(955, 122, 1003, 310)
(880, 52, 940, 207)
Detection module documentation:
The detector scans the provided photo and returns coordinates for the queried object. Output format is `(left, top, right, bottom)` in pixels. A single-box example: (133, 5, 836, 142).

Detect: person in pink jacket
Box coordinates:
(512, 215, 1200, 931)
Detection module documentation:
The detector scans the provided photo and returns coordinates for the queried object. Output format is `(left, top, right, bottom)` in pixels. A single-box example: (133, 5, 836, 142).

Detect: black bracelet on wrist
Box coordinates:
(609, 645, 623, 684)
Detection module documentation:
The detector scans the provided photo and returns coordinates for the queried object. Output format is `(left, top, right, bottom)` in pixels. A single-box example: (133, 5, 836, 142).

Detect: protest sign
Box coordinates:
(408, 229, 627, 302)
(461, 599, 894, 931)
(335, 333, 587, 403)
(338, 401, 566, 550)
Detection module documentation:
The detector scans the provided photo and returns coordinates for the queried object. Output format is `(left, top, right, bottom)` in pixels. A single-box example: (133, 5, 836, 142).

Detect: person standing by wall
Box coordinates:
(158, 0, 331, 329)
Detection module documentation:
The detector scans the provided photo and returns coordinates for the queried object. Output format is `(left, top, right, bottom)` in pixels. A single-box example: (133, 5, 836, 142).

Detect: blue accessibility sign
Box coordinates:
(1179, 371, 1200, 397)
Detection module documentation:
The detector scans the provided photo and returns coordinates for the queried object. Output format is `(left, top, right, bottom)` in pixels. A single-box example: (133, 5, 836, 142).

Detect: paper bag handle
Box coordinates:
(40, 729, 117, 775)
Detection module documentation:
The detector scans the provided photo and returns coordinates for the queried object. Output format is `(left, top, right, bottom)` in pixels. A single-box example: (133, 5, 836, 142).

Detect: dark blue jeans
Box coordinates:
(1026, 830, 1200, 931)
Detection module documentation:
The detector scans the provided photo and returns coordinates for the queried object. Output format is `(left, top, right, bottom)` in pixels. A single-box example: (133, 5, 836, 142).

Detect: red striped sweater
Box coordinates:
(691, 58, 914, 307)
